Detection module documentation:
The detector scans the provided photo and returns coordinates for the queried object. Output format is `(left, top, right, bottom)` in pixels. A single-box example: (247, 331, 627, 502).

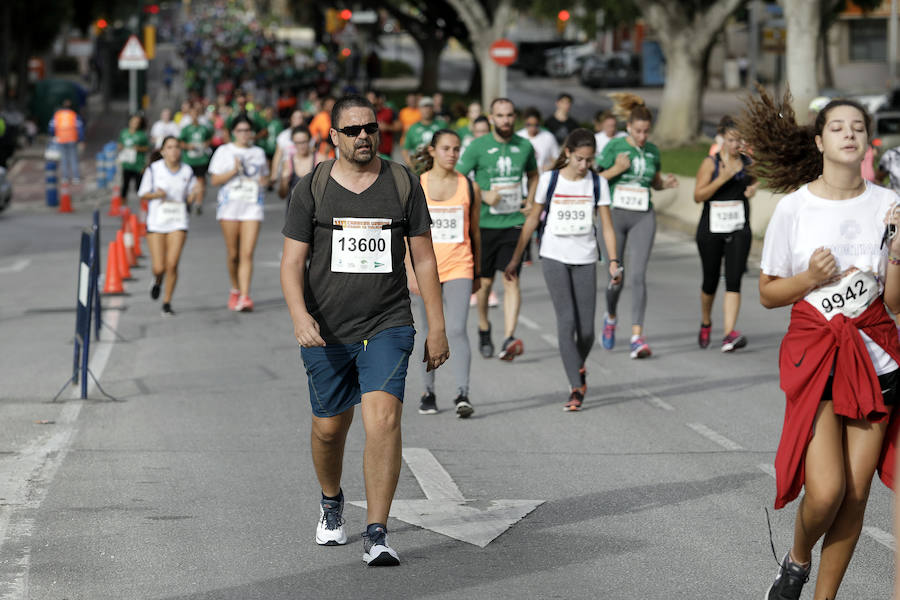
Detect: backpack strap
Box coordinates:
(591, 170, 600, 206)
(536, 170, 560, 248)
(309, 158, 411, 234)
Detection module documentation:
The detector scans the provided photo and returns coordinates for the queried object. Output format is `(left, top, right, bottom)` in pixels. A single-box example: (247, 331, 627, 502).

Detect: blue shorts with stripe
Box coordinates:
(300, 325, 415, 417)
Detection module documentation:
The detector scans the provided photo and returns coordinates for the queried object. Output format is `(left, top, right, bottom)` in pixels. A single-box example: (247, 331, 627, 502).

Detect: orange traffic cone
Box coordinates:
(58, 182, 73, 213)
(109, 185, 122, 216)
(129, 214, 143, 258)
(102, 241, 125, 294)
(115, 231, 132, 280)
(120, 207, 131, 232)
(138, 198, 148, 236)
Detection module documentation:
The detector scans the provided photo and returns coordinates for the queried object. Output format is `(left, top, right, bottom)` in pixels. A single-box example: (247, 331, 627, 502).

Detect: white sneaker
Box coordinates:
(315, 497, 347, 546)
(362, 524, 400, 566)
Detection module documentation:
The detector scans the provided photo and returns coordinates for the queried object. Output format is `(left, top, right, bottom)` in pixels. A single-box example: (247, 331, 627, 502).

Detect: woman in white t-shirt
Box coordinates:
(504, 129, 621, 411)
(750, 90, 900, 600)
(138, 136, 198, 316)
(208, 115, 270, 312)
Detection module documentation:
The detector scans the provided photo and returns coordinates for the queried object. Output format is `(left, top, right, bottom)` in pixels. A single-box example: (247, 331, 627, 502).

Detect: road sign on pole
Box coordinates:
(489, 39, 518, 67)
(118, 35, 149, 118)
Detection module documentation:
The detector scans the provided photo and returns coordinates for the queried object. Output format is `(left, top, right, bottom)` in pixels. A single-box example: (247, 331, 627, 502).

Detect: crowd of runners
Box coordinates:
(92, 6, 900, 592)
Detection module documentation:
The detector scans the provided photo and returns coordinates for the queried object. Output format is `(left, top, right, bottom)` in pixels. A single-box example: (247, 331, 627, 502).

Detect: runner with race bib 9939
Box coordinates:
(504, 129, 620, 412)
(595, 93, 678, 359)
(747, 89, 900, 600)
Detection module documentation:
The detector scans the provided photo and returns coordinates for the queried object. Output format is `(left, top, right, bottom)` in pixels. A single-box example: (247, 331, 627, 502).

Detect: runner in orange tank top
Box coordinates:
(406, 129, 482, 418)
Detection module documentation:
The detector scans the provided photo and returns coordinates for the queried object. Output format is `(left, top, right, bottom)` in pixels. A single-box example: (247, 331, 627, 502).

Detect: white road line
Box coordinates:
(0, 297, 122, 599)
(757, 463, 776, 478)
(686, 422, 744, 451)
(862, 526, 896, 552)
(401, 447, 465, 502)
(633, 387, 674, 411)
(518, 315, 540, 330)
(540, 333, 558, 348)
(0, 259, 30, 274)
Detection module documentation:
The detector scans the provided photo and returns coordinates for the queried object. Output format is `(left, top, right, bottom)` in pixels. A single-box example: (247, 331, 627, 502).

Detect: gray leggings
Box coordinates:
(542, 258, 597, 389)
(416, 278, 472, 397)
(601, 207, 656, 327)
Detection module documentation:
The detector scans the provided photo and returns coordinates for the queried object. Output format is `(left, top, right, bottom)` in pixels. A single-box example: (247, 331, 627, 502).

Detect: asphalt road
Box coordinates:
(0, 185, 894, 599)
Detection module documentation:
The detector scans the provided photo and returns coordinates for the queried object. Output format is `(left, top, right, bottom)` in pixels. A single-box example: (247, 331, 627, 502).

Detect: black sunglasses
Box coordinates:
(335, 122, 379, 137)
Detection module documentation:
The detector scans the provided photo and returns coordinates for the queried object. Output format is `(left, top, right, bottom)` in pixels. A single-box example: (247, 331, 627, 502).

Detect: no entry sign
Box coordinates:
(489, 39, 518, 67)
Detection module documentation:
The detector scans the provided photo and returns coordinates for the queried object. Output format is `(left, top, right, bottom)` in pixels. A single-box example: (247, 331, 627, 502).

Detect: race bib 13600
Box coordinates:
(331, 217, 393, 273)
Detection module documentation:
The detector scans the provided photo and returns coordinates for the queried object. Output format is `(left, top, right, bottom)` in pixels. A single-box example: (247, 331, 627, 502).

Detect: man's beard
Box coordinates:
(347, 143, 374, 165)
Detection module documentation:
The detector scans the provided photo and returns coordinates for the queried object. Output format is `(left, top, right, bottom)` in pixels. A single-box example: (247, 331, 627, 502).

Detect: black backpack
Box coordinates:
(536, 169, 602, 249)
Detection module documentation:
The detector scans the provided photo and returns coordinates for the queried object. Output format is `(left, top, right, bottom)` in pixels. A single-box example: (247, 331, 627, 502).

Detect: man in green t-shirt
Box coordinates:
(256, 106, 284, 160)
(401, 96, 448, 168)
(456, 97, 538, 361)
(118, 114, 150, 204)
(179, 103, 213, 213)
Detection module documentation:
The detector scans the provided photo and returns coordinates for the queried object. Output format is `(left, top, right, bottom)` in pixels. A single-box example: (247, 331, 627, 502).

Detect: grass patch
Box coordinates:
(660, 143, 710, 177)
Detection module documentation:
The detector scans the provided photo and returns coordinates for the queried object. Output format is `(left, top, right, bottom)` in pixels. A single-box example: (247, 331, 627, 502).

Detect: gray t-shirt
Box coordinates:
(282, 160, 432, 344)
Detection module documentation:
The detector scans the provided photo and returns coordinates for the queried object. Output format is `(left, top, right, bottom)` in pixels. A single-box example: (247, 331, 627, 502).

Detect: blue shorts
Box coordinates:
(300, 325, 416, 418)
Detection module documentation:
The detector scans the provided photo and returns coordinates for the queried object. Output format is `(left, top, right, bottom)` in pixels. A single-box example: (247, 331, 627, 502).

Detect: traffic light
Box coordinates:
(94, 18, 108, 35)
(143, 4, 160, 14)
(340, 9, 352, 21)
(557, 10, 570, 34)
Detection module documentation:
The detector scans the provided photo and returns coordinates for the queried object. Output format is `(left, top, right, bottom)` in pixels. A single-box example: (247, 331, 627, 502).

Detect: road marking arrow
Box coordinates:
(349, 447, 543, 548)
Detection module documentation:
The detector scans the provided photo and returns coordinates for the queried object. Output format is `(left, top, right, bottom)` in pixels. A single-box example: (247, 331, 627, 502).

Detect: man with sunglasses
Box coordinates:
(281, 95, 449, 567)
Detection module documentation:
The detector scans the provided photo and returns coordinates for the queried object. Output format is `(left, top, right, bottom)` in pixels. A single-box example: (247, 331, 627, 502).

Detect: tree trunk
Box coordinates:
(0, 1, 10, 101)
(654, 39, 706, 146)
(443, 0, 512, 107)
(417, 37, 447, 94)
(781, 0, 820, 123)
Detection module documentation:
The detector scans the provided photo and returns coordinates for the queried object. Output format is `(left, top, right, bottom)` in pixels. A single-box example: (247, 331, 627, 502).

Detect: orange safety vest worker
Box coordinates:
(53, 109, 79, 144)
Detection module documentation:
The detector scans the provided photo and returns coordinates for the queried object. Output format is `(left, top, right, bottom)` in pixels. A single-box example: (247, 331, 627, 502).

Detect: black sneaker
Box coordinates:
(454, 395, 474, 419)
(195, 203, 203, 215)
(161, 303, 175, 317)
(478, 325, 494, 358)
(150, 277, 162, 300)
(765, 552, 810, 600)
(418, 392, 438, 415)
(362, 524, 399, 566)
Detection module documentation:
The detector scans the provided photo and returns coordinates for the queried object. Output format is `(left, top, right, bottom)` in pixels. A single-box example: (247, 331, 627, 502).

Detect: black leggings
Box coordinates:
(696, 228, 751, 295)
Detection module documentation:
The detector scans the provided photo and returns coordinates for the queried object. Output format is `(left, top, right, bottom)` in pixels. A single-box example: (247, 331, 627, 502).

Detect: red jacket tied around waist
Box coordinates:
(774, 298, 900, 509)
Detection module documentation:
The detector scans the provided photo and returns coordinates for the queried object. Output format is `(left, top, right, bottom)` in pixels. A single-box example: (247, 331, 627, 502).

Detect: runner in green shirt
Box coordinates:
(401, 97, 448, 168)
(178, 103, 213, 214)
(256, 106, 284, 159)
(455, 98, 538, 362)
(594, 93, 677, 360)
(118, 114, 150, 204)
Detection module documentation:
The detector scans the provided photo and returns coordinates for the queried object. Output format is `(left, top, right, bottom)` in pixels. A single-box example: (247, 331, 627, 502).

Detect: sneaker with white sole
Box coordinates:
(722, 330, 747, 352)
(765, 552, 809, 600)
(498, 336, 523, 361)
(601, 315, 616, 350)
(418, 392, 438, 415)
(362, 524, 399, 566)
(630, 336, 652, 359)
(454, 394, 474, 418)
(315, 496, 347, 546)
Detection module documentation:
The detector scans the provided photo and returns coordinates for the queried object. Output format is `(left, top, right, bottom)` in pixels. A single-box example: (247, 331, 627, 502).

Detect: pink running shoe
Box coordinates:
(235, 295, 254, 312)
(228, 288, 240, 311)
(698, 323, 711, 349)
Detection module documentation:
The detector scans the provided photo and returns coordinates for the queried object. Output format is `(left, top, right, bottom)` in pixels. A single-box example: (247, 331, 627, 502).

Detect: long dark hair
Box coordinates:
(550, 128, 597, 172)
(148, 135, 180, 166)
(413, 129, 460, 175)
(737, 86, 871, 193)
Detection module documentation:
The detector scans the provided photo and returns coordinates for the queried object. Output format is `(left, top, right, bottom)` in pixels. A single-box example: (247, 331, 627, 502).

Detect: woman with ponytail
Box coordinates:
(406, 129, 482, 418)
(595, 93, 677, 359)
(504, 129, 620, 411)
(749, 88, 900, 600)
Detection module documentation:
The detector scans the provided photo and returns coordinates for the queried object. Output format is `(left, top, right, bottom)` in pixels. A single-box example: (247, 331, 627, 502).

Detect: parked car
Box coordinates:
(579, 53, 642, 89)
(545, 43, 596, 78)
(511, 40, 579, 76)
(0, 166, 11, 213)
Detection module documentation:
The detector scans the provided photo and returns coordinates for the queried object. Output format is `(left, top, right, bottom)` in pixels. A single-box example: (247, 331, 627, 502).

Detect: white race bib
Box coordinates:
(805, 269, 880, 320)
(158, 201, 187, 226)
(490, 185, 522, 215)
(229, 179, 260, 205)
(331, 217, 393, 273)
(118, 148, 137, 164)
(547, 197, 594, 235)
(429, 205, 465, 244)
(612, 185, 650, 211)
(709, 200, 746, 233)
(187, 146, 204, 159)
